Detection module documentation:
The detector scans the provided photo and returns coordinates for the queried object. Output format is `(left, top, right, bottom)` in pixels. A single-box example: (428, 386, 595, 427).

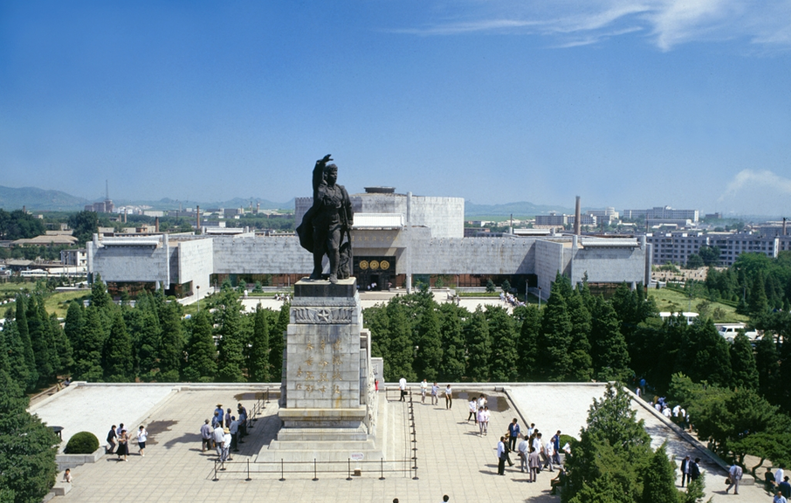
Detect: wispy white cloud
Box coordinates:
(395, 0, 791, 51)
(719, 169, 791, 201)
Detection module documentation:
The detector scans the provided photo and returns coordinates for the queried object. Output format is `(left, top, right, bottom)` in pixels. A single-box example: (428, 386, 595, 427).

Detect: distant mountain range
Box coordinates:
(0, 185, 294, 212)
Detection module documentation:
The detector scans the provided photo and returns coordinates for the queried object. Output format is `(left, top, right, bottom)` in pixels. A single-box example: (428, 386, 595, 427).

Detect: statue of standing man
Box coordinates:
(296, 154, 354, 283)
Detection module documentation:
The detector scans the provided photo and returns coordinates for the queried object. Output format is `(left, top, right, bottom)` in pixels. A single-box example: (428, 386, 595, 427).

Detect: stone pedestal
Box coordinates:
(260, 278, 381, 461)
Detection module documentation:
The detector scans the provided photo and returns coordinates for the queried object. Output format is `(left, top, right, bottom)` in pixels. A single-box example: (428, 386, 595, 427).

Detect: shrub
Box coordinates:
(64, 431, 99, 454)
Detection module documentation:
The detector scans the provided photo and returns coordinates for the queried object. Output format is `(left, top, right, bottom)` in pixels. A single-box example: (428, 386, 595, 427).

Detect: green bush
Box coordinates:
(64, 431, 99, 454)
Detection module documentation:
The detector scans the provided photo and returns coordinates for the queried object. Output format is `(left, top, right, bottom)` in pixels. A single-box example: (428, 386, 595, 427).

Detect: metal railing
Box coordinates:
(244, 388, 271, 431)
(212, 457, 416, 481)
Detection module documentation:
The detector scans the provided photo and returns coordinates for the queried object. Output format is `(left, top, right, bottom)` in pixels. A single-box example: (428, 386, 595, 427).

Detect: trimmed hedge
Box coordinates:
(64, 431, 100, 454)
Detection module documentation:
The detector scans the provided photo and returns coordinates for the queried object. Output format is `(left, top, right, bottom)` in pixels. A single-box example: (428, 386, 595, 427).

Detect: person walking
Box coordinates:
(483, 406, 490, 436)
(528, 446, 541, 482)
(116, 428, 129, 462)
(725, 463, 743, 495)
(431, 382, 438, 405)
(508, 419, 520, 451)
(444, 384, 452, 410)
(421, 379, 428, 404)
(477, 407, 486, 435)
(230, 416, 240, 452)
(399, 377, 407, 402)
(106, 425, 117, 454)
(496, 437, 507, 475)
(775, 490, 789, 503)
(551, 430, 562, 466)
(468, 398, 477, 422)
(200, 419, 213, 452)
(137, 425, 148, 457)
(544, 437, 555, 472)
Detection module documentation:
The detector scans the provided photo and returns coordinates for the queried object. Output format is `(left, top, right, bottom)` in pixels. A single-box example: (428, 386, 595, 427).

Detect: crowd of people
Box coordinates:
(499, 291, 526, 308)
(199, 402, 249, 464)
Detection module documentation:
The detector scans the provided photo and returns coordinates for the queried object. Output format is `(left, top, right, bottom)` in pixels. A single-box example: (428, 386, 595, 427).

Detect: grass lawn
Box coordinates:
(45, 291, 89, 318)
(647, 288, 748, 323)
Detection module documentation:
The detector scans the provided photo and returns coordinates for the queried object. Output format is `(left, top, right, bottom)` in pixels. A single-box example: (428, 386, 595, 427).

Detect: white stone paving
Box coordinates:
(30, 383, 177, 451)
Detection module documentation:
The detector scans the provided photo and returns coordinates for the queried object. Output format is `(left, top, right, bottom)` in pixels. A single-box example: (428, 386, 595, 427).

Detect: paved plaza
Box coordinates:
(34, 382, 768, 502)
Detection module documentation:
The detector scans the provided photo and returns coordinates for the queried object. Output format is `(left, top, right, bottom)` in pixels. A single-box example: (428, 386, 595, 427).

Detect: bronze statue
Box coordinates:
(296, 154, 354, 283)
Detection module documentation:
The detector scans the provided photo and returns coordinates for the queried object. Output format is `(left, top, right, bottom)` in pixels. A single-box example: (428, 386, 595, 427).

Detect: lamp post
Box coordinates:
(196, 285, 200, 312)
(538, 287, 542, 309)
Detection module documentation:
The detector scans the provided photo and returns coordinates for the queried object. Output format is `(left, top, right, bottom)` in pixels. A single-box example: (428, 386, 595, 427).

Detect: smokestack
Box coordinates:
(196, 205, 201, 234)
(124, 209, 127, 223)
(155, 216, 160, 233)
(574, 196, 581, 236)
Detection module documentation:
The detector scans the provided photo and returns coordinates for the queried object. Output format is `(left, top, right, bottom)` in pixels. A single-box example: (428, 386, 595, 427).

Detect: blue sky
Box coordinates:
(1, 1, 790, 216)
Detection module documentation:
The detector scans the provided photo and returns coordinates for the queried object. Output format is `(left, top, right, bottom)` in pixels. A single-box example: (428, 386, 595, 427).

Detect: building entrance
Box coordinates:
(354, 256, 396, 291)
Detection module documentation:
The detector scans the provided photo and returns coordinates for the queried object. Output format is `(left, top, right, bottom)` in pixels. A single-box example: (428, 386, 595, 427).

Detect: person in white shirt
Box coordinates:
(496, 437, 507, 475)
(477, 407, 486, 435)
(222, 427, 232, 463)
(662, 407, 672, 419)
(420, 379, 428, 404)
(444, 385, 452, 410)
(517, 435, 529, 472)
(468, 399, 477, 422)
(213, 425, 225, 460)
(726, 464, 743, 495)
(543, 438, 555, 472)
(399, 377, 407, 402)
(137, 425, 148, 457)
(483, 407, 490, 436)
(431, 382, 439, 405)
(777, 468, 786, 489)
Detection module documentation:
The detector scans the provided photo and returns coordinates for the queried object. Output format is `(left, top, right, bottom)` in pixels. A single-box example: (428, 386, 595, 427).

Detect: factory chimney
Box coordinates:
(196, 205, 201, 234)
(155, 216, 160, 233)
(574, 196, 581, 236)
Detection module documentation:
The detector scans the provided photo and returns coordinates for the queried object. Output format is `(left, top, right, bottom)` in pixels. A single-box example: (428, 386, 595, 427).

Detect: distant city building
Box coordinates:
(623, 206, 699, 222)
(646, 231, 791, 266)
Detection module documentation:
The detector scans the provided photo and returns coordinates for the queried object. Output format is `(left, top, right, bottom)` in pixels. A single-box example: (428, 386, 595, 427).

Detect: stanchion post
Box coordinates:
(413, 463, 419, 480)
(379, 458, 385, 480)
(346, 458, 352, 481)
(279, 458, 285, 481)
(313, 458, 318, 481)
(246, 459, 251, 481)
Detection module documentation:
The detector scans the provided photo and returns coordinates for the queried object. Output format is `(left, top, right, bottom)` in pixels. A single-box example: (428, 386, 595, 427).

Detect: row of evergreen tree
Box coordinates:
(1, 278, 290, 391)
(703, 251, 791, 313)
(366, 273, 790, 414)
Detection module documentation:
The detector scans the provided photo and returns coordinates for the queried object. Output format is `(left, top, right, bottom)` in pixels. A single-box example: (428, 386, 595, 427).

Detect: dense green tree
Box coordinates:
(102, 312, 134, 382)
(640, 444, 680, 503)
(568, 472, 635, 503)
(67, 210, 98, 244)
(516, 305, 541, 380)
(63, 301, 84, 347)
(183, 309, 218, 382)
(754, 334, 780, 403)
(248, 306, 271, 382)
(0, 367, 59, 503)
(438, 303, 467, 381)
(125, 293, 161, 379)
(748, 270, 769, 318)
(567, 290, 594, 381)
(678, 319, 732, 387)
(538, 278, 573, 381)
(729, 333, 759, 390)
(269, 302, 289, 381)
(386, 302, 417, 381)
(0, 318, 32, 390)
(698, 246, 721, 267)
(89, 274, 111, 310)
(564, 384, 652, 503)
(27, 295, 58, 385)
(366, 305, 392, 377)
(415, 302, 443, 381)
(685, 254, 704, 269)
(157, 301, 184, 381)
(14, 295, 38, 390)
(216, 294, 247, 382)
(50, 313, 73, 376)
(486, 305, 518, 382)
(73, 307, 106, 382)
(465, 307, 491, 382)
(0, 209, 46, 240)
(590, 297, 631, 381)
